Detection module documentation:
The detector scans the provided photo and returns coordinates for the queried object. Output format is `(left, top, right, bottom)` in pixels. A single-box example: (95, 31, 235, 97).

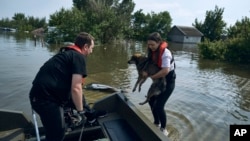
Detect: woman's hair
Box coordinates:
(147, 32, 162, 63)
(147, 32, 162, 43)
(74, 32, 94, 49)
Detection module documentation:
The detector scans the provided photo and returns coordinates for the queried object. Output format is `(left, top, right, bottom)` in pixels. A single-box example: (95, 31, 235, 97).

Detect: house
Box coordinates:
(31, 28, 44, 36)
(167, 25, 203, 44)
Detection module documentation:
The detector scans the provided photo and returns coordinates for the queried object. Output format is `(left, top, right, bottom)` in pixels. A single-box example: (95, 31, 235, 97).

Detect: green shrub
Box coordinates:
(198, 39, 227, 60)
(198, 38, 250, 64)
(225, 38, 250, 63)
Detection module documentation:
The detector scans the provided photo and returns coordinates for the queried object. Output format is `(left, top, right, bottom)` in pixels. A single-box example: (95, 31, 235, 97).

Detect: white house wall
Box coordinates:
(167, 26, 203, 44)
(168, 35, 184, 43)
(183, 36, 201, 43)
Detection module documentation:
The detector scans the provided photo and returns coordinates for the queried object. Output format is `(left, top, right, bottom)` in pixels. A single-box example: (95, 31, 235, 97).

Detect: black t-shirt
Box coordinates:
(30, 49, 87, 104)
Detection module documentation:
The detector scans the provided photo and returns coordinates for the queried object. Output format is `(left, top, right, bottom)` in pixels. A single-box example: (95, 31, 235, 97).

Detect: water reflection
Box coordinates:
(0, 32, 250, 141)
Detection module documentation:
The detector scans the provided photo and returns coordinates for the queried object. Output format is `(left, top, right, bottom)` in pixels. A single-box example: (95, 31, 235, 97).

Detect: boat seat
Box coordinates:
(0, 128, 25, 141)
(103, 119, 141, 141)
(0, 109, 34, 132)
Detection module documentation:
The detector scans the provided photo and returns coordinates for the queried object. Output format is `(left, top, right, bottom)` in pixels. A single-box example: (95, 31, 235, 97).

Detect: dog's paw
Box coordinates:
(139, 102, 146, 105)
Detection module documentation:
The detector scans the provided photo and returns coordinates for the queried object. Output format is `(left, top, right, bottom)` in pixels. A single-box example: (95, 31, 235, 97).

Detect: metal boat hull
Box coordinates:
(0, 92, 169, 141)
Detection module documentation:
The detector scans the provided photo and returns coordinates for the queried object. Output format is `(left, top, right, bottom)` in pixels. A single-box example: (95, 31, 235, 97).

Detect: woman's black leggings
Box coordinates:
(148, 70, 176, 129)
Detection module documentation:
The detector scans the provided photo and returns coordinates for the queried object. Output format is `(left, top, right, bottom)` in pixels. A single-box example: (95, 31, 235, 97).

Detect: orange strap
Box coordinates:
(67, 45, 85, 82)
(67, 45, 82, 53)
(156, 41, 168, 67)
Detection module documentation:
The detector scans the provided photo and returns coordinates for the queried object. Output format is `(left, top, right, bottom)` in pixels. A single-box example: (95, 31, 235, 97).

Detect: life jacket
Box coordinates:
(152, 41, 168, 68)
(152, 41, 175, 69)
(67, 45, 82, 53)
(59, 44, 82, 54)
(59, 45, 85, 83)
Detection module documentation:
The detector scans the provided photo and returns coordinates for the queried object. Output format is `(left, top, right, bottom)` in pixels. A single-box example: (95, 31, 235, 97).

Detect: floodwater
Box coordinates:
(0, 32, 250, 141)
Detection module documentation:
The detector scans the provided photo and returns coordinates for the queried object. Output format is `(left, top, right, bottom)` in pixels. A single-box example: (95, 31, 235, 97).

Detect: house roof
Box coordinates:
(31, 28, 44, 36)
(174, 25, 203, 36)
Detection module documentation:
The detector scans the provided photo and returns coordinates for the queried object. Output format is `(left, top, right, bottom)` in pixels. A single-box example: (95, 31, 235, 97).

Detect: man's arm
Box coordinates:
(71, 74, 84, 112)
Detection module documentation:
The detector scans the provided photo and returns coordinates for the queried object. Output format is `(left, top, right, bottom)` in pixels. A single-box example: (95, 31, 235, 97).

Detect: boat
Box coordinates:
(84, 83, 123, 93)
(0, 92, 169, 141)
(0, 27, 17, 32)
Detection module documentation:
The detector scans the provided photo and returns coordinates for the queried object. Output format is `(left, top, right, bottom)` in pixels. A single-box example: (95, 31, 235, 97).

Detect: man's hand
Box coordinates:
(72, 111, 87, 126)
(84, 110, 96, 123)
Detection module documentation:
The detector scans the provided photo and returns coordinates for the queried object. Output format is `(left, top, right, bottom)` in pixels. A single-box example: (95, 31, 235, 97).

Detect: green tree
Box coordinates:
(12, 13, 27, 31)
(0, 18, 12, 27)
(131, 9, 148, 40)
(27, 16, 47, 29)
(72, 0, 135, 43)
(146, 11, 172, 40)
(114, 0, 135, 40)
(225, 16, 250, 63)
(193, 5, 226, 41)
(73, 0, 114, 10)
(0, 13, 46, 32)
(227, 16, 250, 40)
(131, 10, 172, 41)
(198, 16, 250, 64)
(48, 7, 86, 43)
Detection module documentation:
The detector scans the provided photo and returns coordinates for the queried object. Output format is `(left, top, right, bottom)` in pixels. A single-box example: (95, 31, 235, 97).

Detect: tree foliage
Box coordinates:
(0, 18, 12, 27)
(131, 10, 172, 41)
(227, 16, 250, 40)
(146, 11, 172, 40)
(198, 16, 250, 64)
(131, 9, 148, 40)
(193, 5, 226, 41)
(48, 7, 86, 42)
(48, 0, 171, 43)
(0, 13, 46, 32)
(1, 0, 172, 44)
(71, 0, 135, 43)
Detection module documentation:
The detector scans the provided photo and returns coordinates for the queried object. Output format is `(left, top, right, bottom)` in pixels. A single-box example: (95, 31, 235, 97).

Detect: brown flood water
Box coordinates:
(0, 32, 249, 141)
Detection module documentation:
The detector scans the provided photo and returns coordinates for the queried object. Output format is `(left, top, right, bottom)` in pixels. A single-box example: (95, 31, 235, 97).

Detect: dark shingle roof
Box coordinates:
(175, 25, 203, 36)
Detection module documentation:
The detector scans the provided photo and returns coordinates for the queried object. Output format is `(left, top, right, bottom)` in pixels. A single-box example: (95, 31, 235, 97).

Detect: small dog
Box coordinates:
(128, 53, 166, 105)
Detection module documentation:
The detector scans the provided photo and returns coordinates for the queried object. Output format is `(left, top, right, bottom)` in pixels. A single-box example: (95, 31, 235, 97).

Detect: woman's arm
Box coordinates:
(150, 67, 170, 80)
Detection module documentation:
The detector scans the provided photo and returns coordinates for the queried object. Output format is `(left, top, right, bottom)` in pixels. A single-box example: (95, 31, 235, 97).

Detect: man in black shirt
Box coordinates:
(29, 32, 94, 141)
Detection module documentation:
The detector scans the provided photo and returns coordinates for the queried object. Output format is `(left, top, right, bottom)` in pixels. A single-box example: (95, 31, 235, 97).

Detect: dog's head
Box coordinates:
(128, 53, 146, 64)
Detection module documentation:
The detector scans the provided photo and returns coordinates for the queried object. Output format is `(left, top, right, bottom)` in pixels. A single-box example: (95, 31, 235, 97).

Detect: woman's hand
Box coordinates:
(142, 71, 148, 77)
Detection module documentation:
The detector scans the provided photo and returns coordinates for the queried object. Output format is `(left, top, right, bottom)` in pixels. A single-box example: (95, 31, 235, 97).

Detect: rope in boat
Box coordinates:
(78, 118, 86, 141)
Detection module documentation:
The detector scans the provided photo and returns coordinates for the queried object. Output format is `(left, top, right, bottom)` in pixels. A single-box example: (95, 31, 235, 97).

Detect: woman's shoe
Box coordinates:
(160, 128, 169, 136)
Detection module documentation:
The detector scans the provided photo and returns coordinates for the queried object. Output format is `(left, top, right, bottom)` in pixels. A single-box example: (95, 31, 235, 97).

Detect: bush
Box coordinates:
(198, 39, 227, 60)
(225, 38, 250, 63)
(198, 38, 250, 64)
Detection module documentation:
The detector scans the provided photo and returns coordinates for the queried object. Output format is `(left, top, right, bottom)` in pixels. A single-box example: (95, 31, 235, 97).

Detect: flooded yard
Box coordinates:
(0, 32, 249, 141)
